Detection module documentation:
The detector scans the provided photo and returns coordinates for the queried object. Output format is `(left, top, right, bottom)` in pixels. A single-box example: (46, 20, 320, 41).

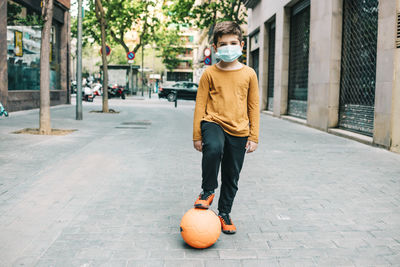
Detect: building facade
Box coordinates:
(0, 0, 71, 112)
(164, 28, 199, 83)
(246, 0, 400, 153)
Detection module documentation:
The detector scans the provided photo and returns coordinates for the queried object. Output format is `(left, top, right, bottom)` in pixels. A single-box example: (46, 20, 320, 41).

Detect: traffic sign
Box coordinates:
(204, 56, 211, 65)
(204, 48, 211, 57)
(127, 51, 135, 60)
(100, 45, 111, 56)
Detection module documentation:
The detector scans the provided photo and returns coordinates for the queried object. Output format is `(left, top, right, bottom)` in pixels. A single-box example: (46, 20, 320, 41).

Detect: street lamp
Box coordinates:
(76, 0, 83, 120)
(141, 44, 144, 97)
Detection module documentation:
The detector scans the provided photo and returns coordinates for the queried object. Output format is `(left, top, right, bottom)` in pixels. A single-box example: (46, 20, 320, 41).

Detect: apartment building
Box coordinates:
(164, 28, 199, 83)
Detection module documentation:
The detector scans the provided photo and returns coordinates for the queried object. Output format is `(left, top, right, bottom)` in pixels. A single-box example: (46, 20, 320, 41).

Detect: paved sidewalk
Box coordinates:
(0, 97, 399, 266)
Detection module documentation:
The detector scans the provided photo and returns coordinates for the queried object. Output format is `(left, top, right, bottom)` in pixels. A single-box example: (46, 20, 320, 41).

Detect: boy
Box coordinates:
(193, 21, 260, 234)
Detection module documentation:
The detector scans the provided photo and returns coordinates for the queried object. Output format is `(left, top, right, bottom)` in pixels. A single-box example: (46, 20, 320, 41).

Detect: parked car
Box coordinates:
(158, 82, 198, 102)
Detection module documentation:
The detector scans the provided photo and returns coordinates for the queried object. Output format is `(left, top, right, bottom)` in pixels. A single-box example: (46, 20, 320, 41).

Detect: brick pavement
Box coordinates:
(0, 97, 399, 266)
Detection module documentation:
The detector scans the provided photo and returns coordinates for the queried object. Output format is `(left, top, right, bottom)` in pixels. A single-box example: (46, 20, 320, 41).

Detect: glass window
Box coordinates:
(7, 0, 61, 90)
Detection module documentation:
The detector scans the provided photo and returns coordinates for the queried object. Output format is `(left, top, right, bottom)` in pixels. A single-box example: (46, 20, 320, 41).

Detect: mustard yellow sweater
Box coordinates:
(193, 64, 260, 143)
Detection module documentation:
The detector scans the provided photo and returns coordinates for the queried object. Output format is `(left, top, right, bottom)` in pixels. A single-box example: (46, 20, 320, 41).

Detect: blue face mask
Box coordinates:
(215, 45, 242, 63)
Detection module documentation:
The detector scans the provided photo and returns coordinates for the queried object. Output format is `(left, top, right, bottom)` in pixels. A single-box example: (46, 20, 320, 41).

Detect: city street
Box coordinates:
(0, 97, 399, 266)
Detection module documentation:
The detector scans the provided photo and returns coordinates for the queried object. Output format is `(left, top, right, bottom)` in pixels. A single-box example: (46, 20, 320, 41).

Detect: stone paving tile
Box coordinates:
(163, 259, 205, 267)
(286, 248, 329, 258)
(351, 256, 392, 267)
(111, 248, 149, 260)
(256, 249, 291, 258)
(242, 258, 281, 266)
(184, 248, 219, 259)
(149, 249, 186, 260)
(248, 232, 280, 241)
(267, 240, 306, 250)
(126, 259, 164, 267)
(210, 239, 236, 249)
(75, 247, 113, 261)
(331, 238, 371, 249)
(34, 258, 58, 267)
(313, 256, 355, 267)
(97, 260, 128, 267)
(204, 259, 242, 267)
(218, 249, 258, 260)
(384, 253, 400, 265)
(277, 257, 317, 267)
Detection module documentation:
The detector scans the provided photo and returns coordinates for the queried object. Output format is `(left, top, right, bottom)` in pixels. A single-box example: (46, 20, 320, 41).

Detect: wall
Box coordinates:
(374, 0, 400, 150)
(7, 91, 68, 112)
(307, 0, 342, 130)
(390, 0, 400, 153)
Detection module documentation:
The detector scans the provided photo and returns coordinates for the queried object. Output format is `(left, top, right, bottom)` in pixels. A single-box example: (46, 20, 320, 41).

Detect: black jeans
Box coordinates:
(201, 121, 248, 214)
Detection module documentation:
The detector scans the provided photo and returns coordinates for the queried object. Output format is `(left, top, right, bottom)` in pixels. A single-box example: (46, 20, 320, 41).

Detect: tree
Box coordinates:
(168, 0, 248, 35)
(39, 0, 54, 134)
(81, 0, 161, 109)
(95, 0, 109, 112)
(84, 0, 160, 55)
(154, 26, 186, 71)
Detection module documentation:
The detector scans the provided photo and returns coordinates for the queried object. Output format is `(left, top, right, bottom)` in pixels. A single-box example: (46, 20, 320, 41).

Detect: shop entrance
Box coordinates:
(287, 0, 310, 119)
(338, 0, 379, 136)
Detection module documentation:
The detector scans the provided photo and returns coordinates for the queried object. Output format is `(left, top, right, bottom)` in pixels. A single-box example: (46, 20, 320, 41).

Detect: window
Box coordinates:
(7, 0, 61, 90)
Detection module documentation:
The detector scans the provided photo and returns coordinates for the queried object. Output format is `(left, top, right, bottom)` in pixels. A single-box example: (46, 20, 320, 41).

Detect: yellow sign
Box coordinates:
(50, 42, 52, 63)
(14, 31, 23, 57)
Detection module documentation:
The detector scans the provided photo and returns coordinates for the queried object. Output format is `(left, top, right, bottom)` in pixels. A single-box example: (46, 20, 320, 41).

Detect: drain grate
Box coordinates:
(116, 120, 151, 129)
(121, 120, 151, 126)
(115, 126, 147, 129)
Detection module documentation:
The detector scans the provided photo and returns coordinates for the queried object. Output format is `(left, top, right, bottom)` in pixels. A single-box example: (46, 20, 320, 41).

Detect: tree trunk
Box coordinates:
(39, 0, 54, 134)
(95, 0, 109, 112)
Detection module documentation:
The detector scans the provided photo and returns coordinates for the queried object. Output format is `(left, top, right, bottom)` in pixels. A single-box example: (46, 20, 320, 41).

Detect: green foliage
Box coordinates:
(7, 2, 43, 26)
(168, 0, 247, 31)
(71, 16, 77, 40)
(82, 0, 160, 53)
(154, 26, 187, 71)
(108, 45, 130, 64)
(75, 0, 209, 72)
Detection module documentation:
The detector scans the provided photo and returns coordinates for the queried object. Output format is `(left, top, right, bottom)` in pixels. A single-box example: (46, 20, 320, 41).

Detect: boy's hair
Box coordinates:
(212, 21, 243, 46)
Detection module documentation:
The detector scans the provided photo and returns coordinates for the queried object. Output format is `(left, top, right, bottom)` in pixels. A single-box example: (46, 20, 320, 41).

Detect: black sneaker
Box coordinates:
(218, 213, 236, 234)
(194, 190, 215, 209)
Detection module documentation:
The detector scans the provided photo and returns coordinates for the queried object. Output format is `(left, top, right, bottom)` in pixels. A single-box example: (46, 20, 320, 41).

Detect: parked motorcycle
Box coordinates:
(70, 80, 77, 94)
(92, 82, 102, 96)
(82, 85, 95, 102)
(108, 84, 126, 99)
(81, 80, 104, 102)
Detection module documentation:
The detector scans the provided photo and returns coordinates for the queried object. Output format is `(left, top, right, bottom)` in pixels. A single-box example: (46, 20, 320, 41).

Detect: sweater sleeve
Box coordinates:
(247, 70, 260, 143)
(193, 70, 210, 141)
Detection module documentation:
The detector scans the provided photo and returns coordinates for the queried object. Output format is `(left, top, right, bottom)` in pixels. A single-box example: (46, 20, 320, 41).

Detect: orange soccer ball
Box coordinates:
(180, 208, 221, 249)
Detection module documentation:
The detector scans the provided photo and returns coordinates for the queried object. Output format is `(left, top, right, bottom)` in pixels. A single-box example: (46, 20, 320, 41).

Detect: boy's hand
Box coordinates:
(193, 140, 203, 152)
(245, 141, 258, 153)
